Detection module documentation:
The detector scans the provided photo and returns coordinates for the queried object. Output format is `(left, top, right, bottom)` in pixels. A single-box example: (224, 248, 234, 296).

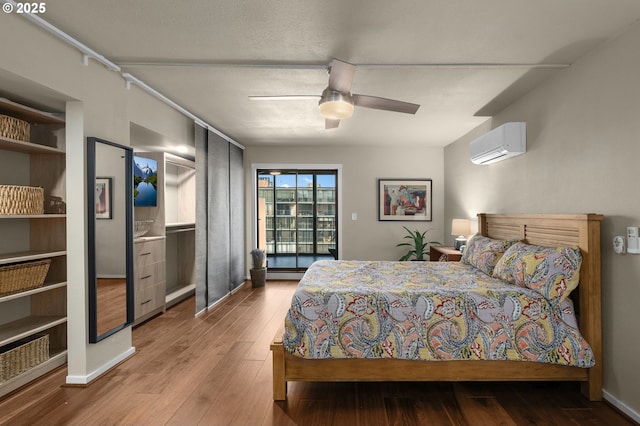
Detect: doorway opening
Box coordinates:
(257, 169, 338, 271)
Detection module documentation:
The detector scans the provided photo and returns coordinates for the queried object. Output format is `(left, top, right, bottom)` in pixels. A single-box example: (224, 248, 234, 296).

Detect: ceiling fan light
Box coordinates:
(319, 89, 354, 120)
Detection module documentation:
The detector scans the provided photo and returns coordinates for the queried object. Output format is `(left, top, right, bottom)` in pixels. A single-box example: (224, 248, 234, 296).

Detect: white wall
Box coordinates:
(444, 21, 640, 419)
(0, 13, 193, 383)
(244, 145, 445, 264)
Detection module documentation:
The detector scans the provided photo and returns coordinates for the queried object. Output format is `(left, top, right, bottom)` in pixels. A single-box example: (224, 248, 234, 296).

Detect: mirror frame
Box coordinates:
(87, 136, 134, 343)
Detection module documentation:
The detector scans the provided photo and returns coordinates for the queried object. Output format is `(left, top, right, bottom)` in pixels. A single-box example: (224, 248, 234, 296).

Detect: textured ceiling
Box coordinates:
(24, 0, 640, 147)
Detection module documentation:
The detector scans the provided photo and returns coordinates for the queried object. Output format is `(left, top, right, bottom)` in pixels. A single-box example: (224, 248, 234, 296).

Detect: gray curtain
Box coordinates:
(229, 143, 245, 291)
(195, 125, 245, 313)
(195, 125, 208, 313)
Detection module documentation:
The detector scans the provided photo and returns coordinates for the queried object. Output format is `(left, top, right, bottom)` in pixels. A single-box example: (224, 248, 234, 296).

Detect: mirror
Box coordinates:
(87, 137, 134, 343)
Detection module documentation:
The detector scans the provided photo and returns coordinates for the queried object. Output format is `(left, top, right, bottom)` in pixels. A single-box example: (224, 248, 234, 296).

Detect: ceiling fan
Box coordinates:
(250, 59, 420, 129)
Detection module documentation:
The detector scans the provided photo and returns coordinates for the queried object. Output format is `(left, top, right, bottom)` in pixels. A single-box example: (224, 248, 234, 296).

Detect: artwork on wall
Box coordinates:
(134, 155, 158, 206)
(96, 177, 112, 219)
(378, 178, 432, 221)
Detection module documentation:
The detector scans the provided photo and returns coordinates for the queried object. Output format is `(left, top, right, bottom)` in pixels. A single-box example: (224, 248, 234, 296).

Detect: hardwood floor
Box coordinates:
(0, 280, 634, 425)
(96, 278, 127, 336)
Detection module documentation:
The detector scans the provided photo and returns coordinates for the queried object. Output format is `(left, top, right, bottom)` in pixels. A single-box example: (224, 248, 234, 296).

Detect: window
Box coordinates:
(257, 170, 338, 270)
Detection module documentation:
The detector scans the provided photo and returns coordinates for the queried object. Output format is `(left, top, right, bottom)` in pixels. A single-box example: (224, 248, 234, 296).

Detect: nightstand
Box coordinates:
(429, 246, 462, 262)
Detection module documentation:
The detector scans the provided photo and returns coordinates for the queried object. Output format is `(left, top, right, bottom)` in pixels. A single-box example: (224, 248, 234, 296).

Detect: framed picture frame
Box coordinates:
(378, 178, 432, 221)
(96, 177, 112, 219)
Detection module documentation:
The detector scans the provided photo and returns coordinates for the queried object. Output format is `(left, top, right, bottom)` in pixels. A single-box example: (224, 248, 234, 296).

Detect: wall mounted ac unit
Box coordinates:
(470, 122, 526, 165)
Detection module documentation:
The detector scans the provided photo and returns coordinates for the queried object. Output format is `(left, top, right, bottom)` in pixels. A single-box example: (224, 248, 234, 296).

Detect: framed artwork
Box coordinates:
(96, 177, 112, 219)
(378, 178, 432, 221)
(133, 155, 158, 206)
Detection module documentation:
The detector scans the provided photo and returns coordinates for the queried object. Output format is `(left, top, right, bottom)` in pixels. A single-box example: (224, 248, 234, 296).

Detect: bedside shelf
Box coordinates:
(429, 246, 462, 262)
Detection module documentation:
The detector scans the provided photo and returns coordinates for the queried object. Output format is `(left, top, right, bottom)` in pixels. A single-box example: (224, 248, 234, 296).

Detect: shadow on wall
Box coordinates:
(474, 39, 604, 118)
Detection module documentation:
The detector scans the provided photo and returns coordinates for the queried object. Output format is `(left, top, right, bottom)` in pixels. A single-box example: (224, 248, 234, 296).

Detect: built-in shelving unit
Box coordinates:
(164, 155, 195, 308)
(131, 150, 195, 321)
(0, 98, 66, 398)
(165, 223, 195, 306)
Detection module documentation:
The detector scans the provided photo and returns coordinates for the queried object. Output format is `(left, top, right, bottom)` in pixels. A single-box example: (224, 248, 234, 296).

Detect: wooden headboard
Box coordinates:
(478, 213, 603, 397)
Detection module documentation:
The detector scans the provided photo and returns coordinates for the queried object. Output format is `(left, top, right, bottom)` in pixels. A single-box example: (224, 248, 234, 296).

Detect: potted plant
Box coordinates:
(396, 226, 441, 261)
(250, 248, 267, 287)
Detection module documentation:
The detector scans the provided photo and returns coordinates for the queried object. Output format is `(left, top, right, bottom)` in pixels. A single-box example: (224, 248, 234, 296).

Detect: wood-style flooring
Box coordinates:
(96, 278, 127, 336)
(0, 281, 634, 425)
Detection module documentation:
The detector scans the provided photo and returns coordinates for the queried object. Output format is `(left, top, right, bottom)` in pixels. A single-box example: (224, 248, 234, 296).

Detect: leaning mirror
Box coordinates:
(87, 137, 134, 343)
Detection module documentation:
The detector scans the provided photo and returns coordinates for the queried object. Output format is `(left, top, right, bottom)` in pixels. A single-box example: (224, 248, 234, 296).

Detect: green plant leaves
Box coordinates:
(396, 226, 441, 261)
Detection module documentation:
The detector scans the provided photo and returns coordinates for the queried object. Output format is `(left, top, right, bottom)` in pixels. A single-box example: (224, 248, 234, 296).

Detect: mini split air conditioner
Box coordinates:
(470, 122, 526, 165)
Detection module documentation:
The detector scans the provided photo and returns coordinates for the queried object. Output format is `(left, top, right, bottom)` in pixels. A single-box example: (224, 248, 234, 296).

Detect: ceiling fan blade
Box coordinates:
(325, 119, 340, 129)
(248, 95, 320, 101)
(352, 94, 420, 114)
(328, 59, 356, 93)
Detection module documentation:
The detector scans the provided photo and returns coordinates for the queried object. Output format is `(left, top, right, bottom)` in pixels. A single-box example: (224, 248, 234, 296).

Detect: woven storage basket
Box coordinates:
(0, 334, 49, 383)
(0, 185, 44, 215)
(0, 259, 50, 297)
(0, 114, 30, 142)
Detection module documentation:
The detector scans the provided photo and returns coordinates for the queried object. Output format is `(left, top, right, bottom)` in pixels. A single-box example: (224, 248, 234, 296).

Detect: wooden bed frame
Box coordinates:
(271, 213, 603, 401)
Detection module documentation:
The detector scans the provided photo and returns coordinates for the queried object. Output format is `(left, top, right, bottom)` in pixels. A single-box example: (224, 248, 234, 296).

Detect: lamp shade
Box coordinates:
(452, 219, 471, 250)
(451, 219, 471, 236)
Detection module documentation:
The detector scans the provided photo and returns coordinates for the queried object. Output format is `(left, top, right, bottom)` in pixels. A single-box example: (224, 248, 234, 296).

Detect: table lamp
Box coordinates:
(452, 219, 471, 250)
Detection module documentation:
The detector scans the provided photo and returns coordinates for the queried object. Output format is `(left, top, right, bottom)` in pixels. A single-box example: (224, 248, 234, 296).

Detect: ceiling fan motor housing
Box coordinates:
(319, 88, 354, 120)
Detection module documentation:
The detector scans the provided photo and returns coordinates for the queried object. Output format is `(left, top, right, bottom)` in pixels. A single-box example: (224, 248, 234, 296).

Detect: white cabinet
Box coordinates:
(0, 98, 66, 397)
(133, 237, 166, 324)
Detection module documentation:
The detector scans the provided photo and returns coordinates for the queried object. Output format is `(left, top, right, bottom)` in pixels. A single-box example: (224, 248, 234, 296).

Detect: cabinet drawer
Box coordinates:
(135, 282, 165, 318)
(136, 261, 166, 288)
(133, 238, 166, 321)
(134, 239, 166, 265)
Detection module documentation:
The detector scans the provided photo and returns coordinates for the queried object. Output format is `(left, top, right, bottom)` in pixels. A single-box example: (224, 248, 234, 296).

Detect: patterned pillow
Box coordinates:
(460, 234, 516, 276)
(492, 241, 582, 303)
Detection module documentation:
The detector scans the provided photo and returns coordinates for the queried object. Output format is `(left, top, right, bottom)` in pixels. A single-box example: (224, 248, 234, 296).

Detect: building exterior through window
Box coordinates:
(257, 170, 338, 270)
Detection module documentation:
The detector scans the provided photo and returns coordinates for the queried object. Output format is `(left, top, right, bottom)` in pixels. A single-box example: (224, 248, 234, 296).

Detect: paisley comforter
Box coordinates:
(283, 260, 594, 367)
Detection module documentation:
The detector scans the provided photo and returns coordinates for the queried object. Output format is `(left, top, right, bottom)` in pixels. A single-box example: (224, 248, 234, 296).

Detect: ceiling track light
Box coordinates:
(3, 1, 245, 150)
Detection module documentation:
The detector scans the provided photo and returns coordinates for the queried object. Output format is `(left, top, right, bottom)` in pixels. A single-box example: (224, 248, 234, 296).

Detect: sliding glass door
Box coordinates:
(257, 169, 338, 270)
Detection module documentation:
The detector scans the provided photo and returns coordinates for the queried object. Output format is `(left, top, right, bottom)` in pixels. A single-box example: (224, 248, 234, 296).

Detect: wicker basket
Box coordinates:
(0, 334, 50, 383)
(0, 114, 30, 142)
(0, 185, 44, 215)
(0, 259, 51, 297)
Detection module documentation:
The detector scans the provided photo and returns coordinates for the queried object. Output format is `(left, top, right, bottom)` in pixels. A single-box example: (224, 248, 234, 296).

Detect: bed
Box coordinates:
(271, 213, 603, 401)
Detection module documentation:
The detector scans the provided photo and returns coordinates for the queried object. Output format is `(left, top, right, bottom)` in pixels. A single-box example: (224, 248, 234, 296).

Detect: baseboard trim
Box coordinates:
(195, 281, 251, 317)
(196, 295, 231, 318)
(603, 389, 640, 424)
(230, 280, 249, 294)
(65, 346, 136, 386)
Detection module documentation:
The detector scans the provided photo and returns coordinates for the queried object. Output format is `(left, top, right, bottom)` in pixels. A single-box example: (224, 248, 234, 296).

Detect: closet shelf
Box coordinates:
(0, 136, 65, 154)
(0, 96, 67, 398)
(0, 281, 66, 303)
(166, 283, 195, 307)
(0, 97, 65, 125)
(0, 315, 67, 347)
(166, 222, 196, 234)
(0, 214, 66, 219)
(134, 235, 165, 243)
(0, 250, 66, 265)
(0, 350, 66, 398)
